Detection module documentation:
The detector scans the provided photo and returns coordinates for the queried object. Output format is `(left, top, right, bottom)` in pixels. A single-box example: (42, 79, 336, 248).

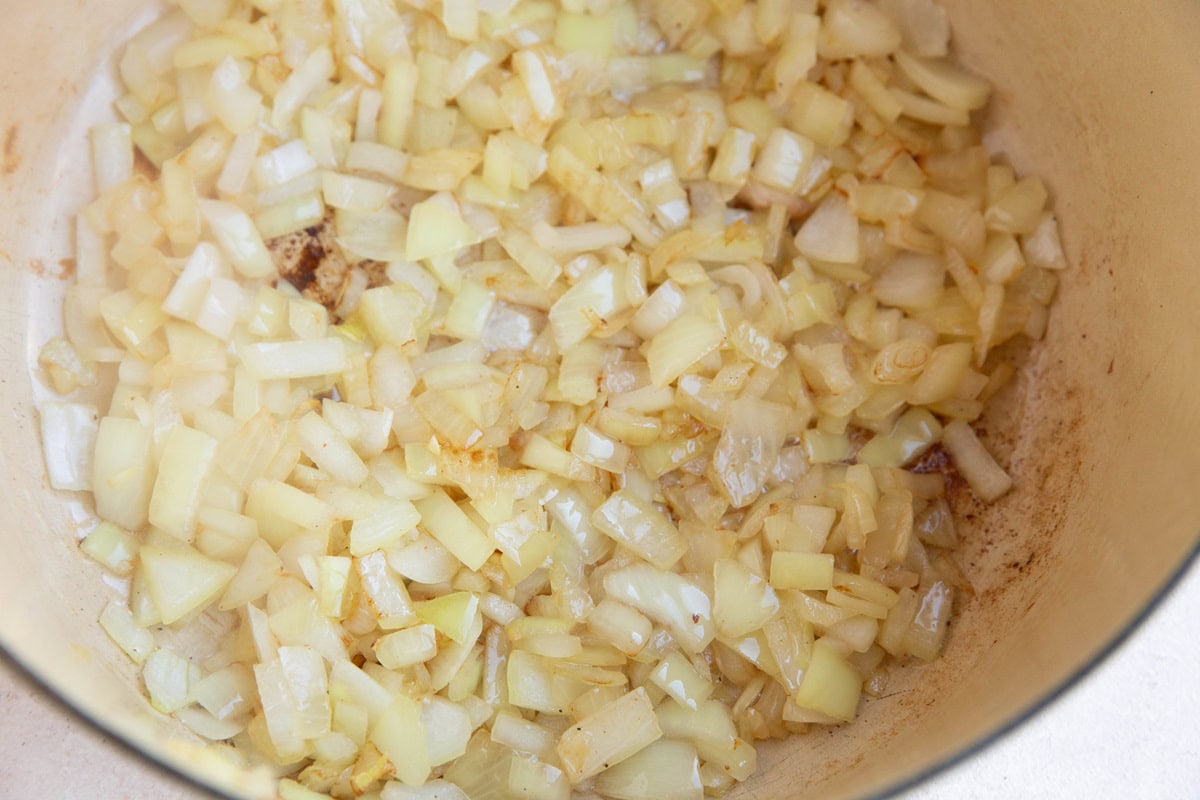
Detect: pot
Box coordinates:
(0, 1, 1197, 798)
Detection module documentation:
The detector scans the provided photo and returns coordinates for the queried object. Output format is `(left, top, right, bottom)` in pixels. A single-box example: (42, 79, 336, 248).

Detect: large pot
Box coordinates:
(0, 1, 1197, 798)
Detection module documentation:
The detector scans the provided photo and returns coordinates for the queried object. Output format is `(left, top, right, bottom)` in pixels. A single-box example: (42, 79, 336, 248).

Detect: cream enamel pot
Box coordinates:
(1, 1, 1199, 798)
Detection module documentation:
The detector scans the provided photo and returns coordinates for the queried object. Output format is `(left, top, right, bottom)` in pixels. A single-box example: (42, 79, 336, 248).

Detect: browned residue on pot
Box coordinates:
(267, 212, 388, 316)
(3, 125, 19, 175)
(28, 257, 76, 280)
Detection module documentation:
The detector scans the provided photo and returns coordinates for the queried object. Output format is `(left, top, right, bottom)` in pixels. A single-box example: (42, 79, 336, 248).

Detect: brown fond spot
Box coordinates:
(133, 149, 156, 179)
(29, 258, 75, 280)
(268, 212, 388, 315)
(2, 125, 18, 175)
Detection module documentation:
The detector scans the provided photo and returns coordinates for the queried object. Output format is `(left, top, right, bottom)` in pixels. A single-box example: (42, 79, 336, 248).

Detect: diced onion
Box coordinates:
(556, 688, 662, 783)
(942, 420, 1013, 501)
(41, 0, 1063, 796)
(795, 194, 860, 264)
(39, 402, 98, 491)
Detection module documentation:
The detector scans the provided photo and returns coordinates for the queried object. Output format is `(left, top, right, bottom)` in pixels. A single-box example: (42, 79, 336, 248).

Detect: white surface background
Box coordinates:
(1, 560, 1197, 799)
(902, 559, 1200, 800)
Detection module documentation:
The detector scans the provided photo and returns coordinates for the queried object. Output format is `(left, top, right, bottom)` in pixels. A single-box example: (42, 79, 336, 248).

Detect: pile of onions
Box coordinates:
(36, 0, 1066, 797)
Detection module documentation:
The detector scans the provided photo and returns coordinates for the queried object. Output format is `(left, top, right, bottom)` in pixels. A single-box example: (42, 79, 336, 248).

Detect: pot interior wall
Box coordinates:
(0, 2, 1197, 799)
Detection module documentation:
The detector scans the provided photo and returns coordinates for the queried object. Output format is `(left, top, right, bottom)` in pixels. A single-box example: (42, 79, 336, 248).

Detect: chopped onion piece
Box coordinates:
(592, 490, 687, 570)
(942, 420, 1013, 501)
(594, 740, 703, 800)
(713, 559, 779, 638)
(239, 338, 348, 380)
(280, 779, 335, 800)
(140, 542, 237, 624)
(381, 780, 469, 800)
(219, 538, 282, 610)
(588, 599, 652, 657)
(628, 280, 686, 341)
(711, 397, 789, 508)
(272, 46, 335, 132)
(650, 651, 713, 711)
(199, 200, 275, 279)
(91, 122, 134, 193)
(645, 314, 724, 388)
(709, 128, 757, 188)
(422, 697, 472, 767)
(81, 521, 139, 575)
(407, 194, 483, 262)
(357, 551, 416, 628)
(986, 176, 1049, 235)
(795, 194, 860, 264)
(858, 408, 943, 467)
(904, 580, 953, 660)
(99, 600, 155, 665)
(323, 172, 395, 212)
(752, 129, 816, 192)
(414, 489, 495, 571)
(793, 639, 862, 722)
(1022, 212, 1069, 271)
(416, 593, 481, 643)
(655, 700, 756, 781)
(786, 82, 854, 148)
(556, 687, 662, 783)
(39, 402, 98, 491)
(570, 424, 630, 474)
(894, 50, 991, 111)
(549, 264, 627, 349)
(880, 0, 950, 56)
(375, 625, 439, 670)
(603, 565, 715, 653)
(255, 140, 318, 189)
(820, 0, 902, 59)
(296, 412, 370, 487)
(254, 659, 308, 763)
(92, 417, 156, 531)
(144, 648, 201, 714)
(770, 552, 836, 591)
(278, 645, 332, 739)
(874, 253, 945, 309)
(148, 425, 217, 542)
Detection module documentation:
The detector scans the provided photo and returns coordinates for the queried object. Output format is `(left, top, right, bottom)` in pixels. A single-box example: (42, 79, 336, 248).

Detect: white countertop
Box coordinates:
(3, 562, 1197, 799)
(902, 558, 1200, 800)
